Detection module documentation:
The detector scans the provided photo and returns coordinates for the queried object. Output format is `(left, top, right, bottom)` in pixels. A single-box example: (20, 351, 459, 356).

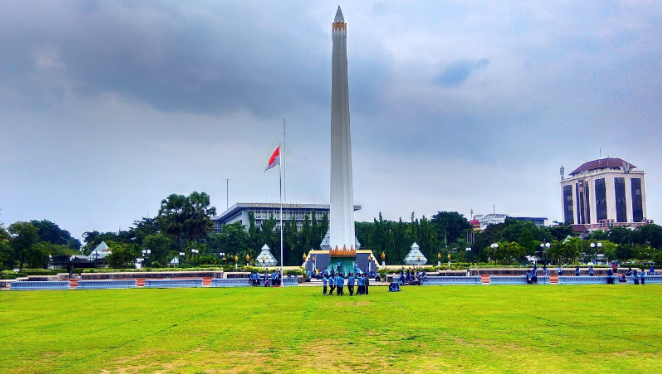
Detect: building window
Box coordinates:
(563, 185, 574, 224)
(631, 178, 643, 222)
(595, 178, 607, 221)
(615, 177, 627, 222)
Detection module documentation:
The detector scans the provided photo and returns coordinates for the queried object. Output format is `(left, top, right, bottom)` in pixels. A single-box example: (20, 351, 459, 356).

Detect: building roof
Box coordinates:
(569, 157, 635, 176)
(334, 6, 344, 23)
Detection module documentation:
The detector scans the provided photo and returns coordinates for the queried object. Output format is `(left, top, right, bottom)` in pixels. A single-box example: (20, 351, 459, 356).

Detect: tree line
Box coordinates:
(3, 195, 662, 271)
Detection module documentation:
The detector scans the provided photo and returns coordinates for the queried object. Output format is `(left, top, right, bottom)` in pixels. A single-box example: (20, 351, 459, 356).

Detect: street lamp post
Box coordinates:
(191, 249, 199, 266)
(368, 255, 372, 272)
(540, 242, 550, 265)
(234, 255, 238, 269)
(381, 252, 385, 269)
(312, 255, 316, 273)
(246, 254, 251, 267)
(590, 242, 602, 264)
(437, 253, 441, 267)
(141, 249, 151, 268)
(491, 243, 499, 265)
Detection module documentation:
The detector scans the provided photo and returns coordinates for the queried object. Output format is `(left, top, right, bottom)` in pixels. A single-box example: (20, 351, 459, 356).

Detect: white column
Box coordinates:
(329, 7, 356, 251)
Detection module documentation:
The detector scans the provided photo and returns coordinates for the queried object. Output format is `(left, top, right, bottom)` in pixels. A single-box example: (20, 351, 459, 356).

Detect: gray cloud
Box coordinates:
(435, 59, 490, 87)
(1, 1, 661, 238)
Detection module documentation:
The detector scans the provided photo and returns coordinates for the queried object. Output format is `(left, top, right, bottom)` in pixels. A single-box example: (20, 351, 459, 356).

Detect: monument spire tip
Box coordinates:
(334, 5, 345, 23)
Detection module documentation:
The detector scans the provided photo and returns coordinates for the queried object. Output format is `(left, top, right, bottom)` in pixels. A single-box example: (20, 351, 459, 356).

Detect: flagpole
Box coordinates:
(279, 141, 284, 286)
(283, 118, 286, 203)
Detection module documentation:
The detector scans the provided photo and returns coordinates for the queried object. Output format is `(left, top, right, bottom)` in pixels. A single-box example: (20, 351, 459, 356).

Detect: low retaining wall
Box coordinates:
(490, 275, 550, 285)
(212, 279, 251, 288)
(81, 271, 222, 280)
(77, 280, 137, 290)
(10, 281, 70, 291)
(423, 276, 482, 285)
(144, 279, 203, 288)
(558, 276, 610, 285)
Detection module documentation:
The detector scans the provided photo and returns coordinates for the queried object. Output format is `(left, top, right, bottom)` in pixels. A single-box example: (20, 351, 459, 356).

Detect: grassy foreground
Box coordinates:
(1, 285, 661, 373)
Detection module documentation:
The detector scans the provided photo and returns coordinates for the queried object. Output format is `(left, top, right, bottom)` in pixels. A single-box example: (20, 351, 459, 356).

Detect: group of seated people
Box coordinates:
(398, 268, 427, 286)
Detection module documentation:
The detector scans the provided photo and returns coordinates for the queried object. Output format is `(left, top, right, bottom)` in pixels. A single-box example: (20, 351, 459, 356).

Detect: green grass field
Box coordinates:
(1, 285, 661, 373)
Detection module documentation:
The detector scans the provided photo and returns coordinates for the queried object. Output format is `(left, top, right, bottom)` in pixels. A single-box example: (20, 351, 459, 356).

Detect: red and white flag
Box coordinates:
(264, 146, 280, 172)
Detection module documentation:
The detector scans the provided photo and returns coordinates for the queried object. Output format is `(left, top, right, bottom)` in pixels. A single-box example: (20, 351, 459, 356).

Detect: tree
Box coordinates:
(247, 211, 259, 251)
(218, 222, 249, 257)
(185, 191, 217, 242)
(615, 244, 634, 261)
(632, 224, 662, 248)
(30, 220, 81, 250)
(8, 221, 39, 271)
(319, 213, 329, 246)
(519, 229, 536, 256)
(106, 242, 139, 268)
(608, 226, 632, 245)
(0, 226, 13, 270)
(430, 211, 471, 246)
(563, 237, 585, 263)
(549, 224, 575, 241)
(143, 233, 175, 266)
(157, 193, 190, 247)
(129, 217, 160, 245)
(311, 210, 320, 249)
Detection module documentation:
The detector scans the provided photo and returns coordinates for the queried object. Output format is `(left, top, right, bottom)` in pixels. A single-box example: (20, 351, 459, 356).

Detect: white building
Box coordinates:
(212, 203, 361, 232)
(560, 157, 648, 230)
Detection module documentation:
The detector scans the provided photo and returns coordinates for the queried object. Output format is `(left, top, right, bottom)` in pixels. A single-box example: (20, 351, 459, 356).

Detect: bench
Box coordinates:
(557, 276, 610, 285)
(77, 280, 137, 290)
(211, 279, 251, 288)
(144, 279, 203, 288)
(489, 276, 550, 285)
(11, 281, 70, 291)
(422, 276, 482, 285)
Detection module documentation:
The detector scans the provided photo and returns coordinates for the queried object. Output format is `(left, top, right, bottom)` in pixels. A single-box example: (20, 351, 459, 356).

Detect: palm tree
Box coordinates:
(185, 191, 217, 243)
(157, 194, 190, 248)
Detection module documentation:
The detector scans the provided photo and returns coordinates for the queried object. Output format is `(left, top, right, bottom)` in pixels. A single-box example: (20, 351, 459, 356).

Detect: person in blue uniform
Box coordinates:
(336, 273, 344, 295)
(328, 274, 335, 295)
(640, 269, 646, 285)
(575, 266, 580, 276)
(322, 275, 328, 295)
(347, 273, 355, 296)
(270, 271, 276, 287)
(558, 266, 563, 276)
(543, 264, 548, 277)
(589, 265, 594, 276)
(633, 269, 640, 285)
(357, 274, 364, 295)
(337, 260, 342, 273)
(650, 265, 655, 275)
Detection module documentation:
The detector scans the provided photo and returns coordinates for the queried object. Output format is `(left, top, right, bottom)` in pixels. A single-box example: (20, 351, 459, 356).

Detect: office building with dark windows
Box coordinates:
(560, 157, 649, 231)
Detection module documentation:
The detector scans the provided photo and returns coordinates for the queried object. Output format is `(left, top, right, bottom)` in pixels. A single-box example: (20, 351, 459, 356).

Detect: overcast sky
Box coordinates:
(1, 1, 661, 240)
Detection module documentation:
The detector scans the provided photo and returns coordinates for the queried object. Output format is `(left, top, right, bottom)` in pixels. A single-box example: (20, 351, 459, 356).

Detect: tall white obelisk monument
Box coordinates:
(329, 6, 356, 256)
